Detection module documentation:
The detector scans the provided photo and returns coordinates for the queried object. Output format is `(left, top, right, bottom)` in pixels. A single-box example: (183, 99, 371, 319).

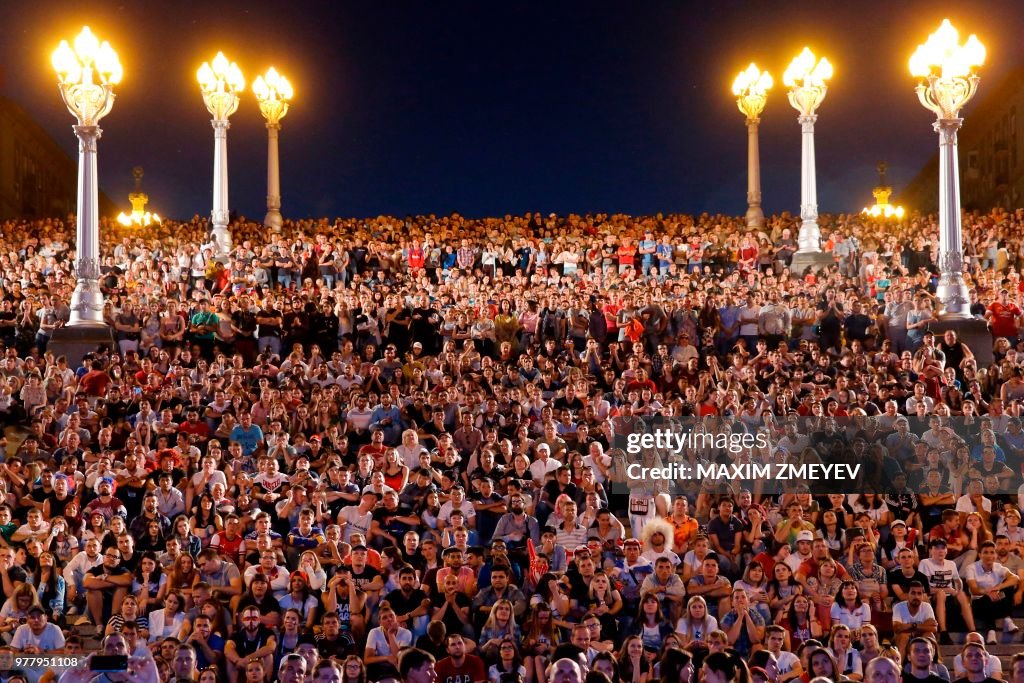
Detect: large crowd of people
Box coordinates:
(2, 208, 1024, 683)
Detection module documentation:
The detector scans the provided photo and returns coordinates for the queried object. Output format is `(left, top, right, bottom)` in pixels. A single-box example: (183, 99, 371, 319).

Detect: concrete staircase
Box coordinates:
(936, 621, 1023, 670)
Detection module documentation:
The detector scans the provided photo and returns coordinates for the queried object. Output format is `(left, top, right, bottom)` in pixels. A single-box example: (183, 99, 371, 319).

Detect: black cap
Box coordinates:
(351, 544, 368, 553)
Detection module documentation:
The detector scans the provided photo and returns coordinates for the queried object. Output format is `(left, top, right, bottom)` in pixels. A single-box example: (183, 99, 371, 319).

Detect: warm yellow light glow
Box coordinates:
(732, 63, 773, 97)
(254, 67, 294, 103)
(52, 41, 81, 84)
(52, 27, 122, 87)
(197, 52, 244, 94)
(784, 48, 832, 89)
(73, 27, 99, 63)
(52, 27, 122, 126)
(910, 20, 984, 120)
(117, 211, 161, 227)
(909, 19, 984, 80)
(253, 67, 293, 125)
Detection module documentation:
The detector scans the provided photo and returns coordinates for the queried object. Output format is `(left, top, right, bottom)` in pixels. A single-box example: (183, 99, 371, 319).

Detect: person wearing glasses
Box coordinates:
(83, 548, 131, 627)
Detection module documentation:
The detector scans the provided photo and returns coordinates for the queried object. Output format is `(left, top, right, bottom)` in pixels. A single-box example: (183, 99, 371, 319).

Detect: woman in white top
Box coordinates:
(829, 580, 871, 642)
(675, 595, 718, 648)
(147, 590, 186, 642)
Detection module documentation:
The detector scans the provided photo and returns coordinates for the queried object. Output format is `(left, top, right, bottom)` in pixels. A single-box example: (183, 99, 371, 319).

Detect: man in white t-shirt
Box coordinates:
(529, 443, 562, 484)
(10, 606, 65, 652)
(765, 625, 802, 682)
(891, 581, 937, 654)
(952, 632, 1004, 680)
(363, 606, 412, 679)
(965, 541, 1021, 644)
(437, 486, 476, 531)
(337, 491, 377, 543)
(919, 538, 977, 637)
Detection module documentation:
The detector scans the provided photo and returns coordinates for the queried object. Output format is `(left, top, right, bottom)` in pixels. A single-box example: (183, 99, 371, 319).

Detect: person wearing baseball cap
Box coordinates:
(10, 604, 65, 651)
(83, 476, 127, 524)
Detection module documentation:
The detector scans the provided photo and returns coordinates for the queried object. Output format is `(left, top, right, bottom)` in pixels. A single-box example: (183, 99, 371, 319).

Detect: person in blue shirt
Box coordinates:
(369, 395, 405, 447)
(230, 412, 265, 457)
(638, 231, 657, 277)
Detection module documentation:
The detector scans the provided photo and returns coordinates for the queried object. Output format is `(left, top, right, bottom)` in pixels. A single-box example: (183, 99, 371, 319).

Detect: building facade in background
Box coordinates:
(902, 68, 1024, 212)
(0, 96, 114, 221)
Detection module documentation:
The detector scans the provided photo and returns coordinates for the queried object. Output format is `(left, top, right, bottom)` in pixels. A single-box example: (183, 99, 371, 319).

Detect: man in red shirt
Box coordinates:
(986, 289, 1022, 342)
(434, 633, 485, 683)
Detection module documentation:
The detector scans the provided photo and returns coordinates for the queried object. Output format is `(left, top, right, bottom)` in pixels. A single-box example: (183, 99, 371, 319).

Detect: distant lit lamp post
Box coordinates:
(197, 52, 244, 256)
(117, 167, 161, 227)
(784, 48, 833, 263)
(862, 162, 906, 220)
(732, 63, 772, 230)
(911, 19, 985, 318)
(253, 67, 294, 232)
(52, 27, 122, 326)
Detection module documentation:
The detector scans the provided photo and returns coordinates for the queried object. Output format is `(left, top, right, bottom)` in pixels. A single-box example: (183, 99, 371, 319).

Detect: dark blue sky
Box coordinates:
(1, 1, 1022, 220)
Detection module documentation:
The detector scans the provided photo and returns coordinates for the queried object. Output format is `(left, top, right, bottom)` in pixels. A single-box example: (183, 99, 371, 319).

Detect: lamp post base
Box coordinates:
(928, 316, 993, 367)
(745, 206, 765, 230)
(264, 210, 283, 232)
(790, 250, 833, 275)
(47, 324, 117, 369)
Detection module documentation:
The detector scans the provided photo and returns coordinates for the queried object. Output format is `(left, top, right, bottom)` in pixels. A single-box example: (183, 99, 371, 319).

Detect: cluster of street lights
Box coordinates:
(196, 53, 294, 253)
(48, 20, 987, 333)
(733, 19, 984, 317)
(50, 27, 295, 295)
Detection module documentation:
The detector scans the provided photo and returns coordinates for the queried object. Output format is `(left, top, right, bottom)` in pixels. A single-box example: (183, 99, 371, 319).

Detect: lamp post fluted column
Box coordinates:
(797, 113, 819, 251)
(70, 125, 103, 324)
(935, 118, 969, 315)
(211, 118, 231, 250)
(265, 122, 282, 229)
(784, 48, 833, 260)
(51, 27, 122, 326)
(197, 52, 244, 257)
(254, 67, 294, 232)
(746, 118, 763, 227)
(732, 63, 772, 230)
(910, 19, 985, 318)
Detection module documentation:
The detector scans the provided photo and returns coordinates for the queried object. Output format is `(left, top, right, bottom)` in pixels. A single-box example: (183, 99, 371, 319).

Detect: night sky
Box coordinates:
(1, 1, 1022, 221)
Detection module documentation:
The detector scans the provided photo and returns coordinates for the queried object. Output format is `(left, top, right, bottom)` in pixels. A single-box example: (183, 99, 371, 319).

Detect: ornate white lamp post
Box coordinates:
(732, 64, 773, 230)
(197, 52, 244, 256)
(52, 27, 122, 326)
(784, 48, 833, 259)
(910, 20, 985, 318)
(253, 67, 294, 231)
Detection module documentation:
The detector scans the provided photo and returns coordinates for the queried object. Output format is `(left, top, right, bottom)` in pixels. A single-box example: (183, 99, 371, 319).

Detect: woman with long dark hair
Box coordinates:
(31, 551, 65, 623)
(616, 635, 651, 683)
(133, 551, 167, 612)
(136, 519, 166, 554)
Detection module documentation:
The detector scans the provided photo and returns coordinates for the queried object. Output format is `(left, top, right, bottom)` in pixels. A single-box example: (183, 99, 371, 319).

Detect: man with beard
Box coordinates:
(382, 565, 431, 640)
(434, 633, 485, 683)
(471, 565, 527, 629)
(83, 547, 131, 626)
(83, 477, 127, 523)
(182, 613, 224, 673)
(128, 492, 172, 540)
(225, 606, 277, 683)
